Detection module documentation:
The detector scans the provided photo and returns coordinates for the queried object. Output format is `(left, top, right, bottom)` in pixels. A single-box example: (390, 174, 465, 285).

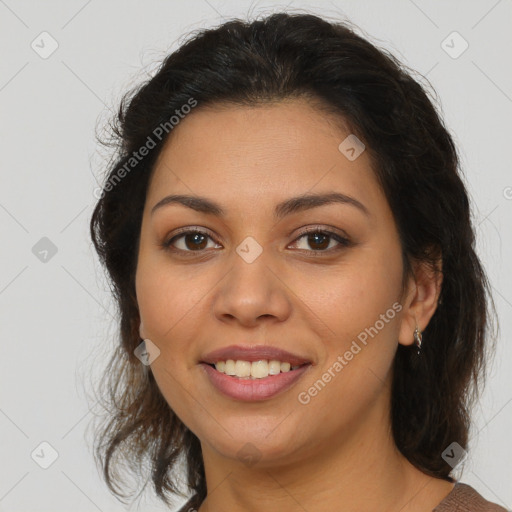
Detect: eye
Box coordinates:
(289, 228, 351, 253)
(162, 228, 221, 253)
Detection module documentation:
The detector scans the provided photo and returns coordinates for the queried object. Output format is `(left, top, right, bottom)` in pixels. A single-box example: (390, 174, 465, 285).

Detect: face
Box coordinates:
(135, 99, 415, 469)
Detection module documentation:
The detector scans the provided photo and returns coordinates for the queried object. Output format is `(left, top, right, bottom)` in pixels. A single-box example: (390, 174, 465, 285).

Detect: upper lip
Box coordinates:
(200, 344, 312, 366)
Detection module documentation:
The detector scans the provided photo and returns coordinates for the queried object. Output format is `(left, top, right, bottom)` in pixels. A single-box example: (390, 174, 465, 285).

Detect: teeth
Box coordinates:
(268, 360, 281, 375)
(235, 360, 251, 378)
(225, 359, 236, 375)
(251, 360, 268, 378)
(213, 359, 302, 379)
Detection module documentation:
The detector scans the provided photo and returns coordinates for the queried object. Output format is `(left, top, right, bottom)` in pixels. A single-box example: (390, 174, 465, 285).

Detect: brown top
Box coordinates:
(177, 482, 509, 511)
(433, 482, 509, 511)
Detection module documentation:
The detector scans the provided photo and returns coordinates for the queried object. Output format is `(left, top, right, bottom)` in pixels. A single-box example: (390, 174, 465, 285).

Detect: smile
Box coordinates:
(200, 361, 312, 401)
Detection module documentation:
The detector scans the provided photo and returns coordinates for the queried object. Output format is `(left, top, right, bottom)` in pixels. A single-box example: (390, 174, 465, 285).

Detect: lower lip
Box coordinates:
(200, 363, 311, 401)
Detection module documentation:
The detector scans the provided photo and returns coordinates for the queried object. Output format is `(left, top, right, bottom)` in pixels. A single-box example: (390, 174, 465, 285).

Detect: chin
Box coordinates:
(202, 428, 306, 468)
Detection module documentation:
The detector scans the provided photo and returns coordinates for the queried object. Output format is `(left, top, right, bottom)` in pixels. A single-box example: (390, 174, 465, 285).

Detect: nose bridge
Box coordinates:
(226, 237, 274, 300)
(213, 236, 291, 324)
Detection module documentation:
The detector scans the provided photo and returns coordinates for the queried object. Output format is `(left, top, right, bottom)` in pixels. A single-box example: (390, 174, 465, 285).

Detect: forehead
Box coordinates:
(146, 99, 386, 221)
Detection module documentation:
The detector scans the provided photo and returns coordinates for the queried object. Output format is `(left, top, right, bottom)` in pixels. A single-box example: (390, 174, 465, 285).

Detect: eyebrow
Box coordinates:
(150, 192, 370, 219)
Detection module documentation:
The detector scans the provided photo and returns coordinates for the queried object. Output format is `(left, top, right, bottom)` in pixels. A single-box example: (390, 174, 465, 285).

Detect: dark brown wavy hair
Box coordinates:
(89, 11, 498, 511)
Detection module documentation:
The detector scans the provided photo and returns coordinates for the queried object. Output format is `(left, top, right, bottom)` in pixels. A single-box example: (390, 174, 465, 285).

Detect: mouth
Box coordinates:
(199, 360, 312, 402)
(199, 344, 313, 401)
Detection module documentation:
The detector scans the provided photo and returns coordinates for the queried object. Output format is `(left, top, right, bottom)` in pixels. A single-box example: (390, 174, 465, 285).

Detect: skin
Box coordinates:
(135, 98, 452, 512)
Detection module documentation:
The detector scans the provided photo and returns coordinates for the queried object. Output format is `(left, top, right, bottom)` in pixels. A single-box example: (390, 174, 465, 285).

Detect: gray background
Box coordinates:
(1, 1, 511, 511)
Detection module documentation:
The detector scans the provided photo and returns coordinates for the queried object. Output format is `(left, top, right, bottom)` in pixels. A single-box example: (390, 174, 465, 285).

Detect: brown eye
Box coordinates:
(290, 229, 351, 253)
(305, 232, 330, 250)
(181, 232, 208, 250)
(163, 229, 220, 252)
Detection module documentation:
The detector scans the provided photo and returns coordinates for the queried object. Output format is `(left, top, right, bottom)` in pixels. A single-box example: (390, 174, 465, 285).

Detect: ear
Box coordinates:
(398, 256, 443, 347)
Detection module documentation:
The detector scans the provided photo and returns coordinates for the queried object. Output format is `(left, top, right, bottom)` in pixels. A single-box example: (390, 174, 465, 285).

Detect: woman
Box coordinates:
(89, 12, 508, 512)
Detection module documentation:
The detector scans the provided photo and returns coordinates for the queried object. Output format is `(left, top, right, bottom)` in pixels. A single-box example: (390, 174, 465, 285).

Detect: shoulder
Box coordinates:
(433, 482, 509, 512)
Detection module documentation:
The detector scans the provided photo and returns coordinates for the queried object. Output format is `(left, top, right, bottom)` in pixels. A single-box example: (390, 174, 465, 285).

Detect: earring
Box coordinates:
(413, 325, 422, 354)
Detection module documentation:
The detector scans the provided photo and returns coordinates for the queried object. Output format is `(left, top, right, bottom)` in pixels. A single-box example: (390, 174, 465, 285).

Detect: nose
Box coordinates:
(211, 250, 292, 328)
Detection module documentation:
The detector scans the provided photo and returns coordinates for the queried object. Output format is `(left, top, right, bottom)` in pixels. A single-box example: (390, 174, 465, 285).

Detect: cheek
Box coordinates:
(294, 295, 400, 440)
(135, 261, 203, 425)
(301, 251, 402, 345)
(135, 255, 206, 343)
(295, 248, 402, 403)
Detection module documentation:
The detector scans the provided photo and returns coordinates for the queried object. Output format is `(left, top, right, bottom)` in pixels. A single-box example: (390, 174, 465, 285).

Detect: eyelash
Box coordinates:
(161, 226, 352, 256)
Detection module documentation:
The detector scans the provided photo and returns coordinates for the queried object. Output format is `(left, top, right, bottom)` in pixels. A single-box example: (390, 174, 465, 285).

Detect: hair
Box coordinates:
(89, 11, 498, 511)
